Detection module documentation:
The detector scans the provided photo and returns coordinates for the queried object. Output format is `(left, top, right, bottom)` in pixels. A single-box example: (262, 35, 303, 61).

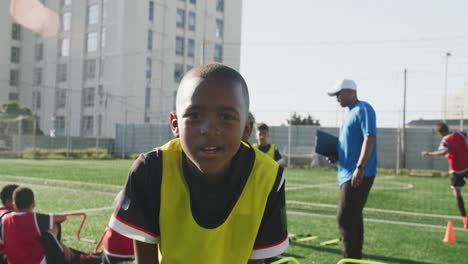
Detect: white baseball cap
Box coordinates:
(327, 79, 357, 96)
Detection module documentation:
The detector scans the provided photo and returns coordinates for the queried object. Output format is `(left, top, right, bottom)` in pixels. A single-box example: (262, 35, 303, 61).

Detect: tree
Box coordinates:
(286, 112, 320, 126)
(0, 101, 43, 135)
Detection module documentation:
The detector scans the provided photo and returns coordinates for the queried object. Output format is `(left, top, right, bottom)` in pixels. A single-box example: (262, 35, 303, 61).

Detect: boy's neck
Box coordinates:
(185, 156, 230, 184)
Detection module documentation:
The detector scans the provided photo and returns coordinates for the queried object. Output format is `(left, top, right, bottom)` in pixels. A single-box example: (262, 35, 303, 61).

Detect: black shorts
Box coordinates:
(451, 171, 468, 188)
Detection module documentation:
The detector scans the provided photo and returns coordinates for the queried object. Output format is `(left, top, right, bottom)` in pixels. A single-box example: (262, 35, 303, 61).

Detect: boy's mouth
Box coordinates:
(199, 146, 223, 159)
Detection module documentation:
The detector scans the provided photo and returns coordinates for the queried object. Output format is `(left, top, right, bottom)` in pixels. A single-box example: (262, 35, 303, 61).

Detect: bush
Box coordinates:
(22, 148, 113, 160)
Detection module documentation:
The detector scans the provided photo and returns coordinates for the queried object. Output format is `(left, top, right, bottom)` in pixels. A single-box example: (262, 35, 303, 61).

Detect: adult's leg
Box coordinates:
(337, 177, 374, 259)
(351, 177, 374, 257)
(337, 181, 358, 258)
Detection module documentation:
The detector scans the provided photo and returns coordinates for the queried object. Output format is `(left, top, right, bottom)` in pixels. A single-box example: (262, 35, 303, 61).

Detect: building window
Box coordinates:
(10, 47, 20, 63)
(81, 115, 94, 136)
(146, 58, 152, 79)
(62, 12, 71, 31)
(56, 89, 66, 108)
(188, 12, 196, 31)
(215, 19, 223, 38)
(87, 32, 98, 52)
(214, 44, 223, 63)
(55, 116, 65, 135)
(57, 63, 67, 82)
(187, 65, 193, 72)
(9, 70, 19, 86)
(174, 63, 184, 82)
(99, 58, 104, 77)
(145, 86, 151, 108)
(84, 59, 96, 80)
(33, 91, 41, 109)
(101, 27, 106, 48)
(102, 0, 108, 21)
(35, 43, 43, 61)
(11, 23, 21, 40)
(176, 9, 185, 28)
(216, 0, 224, 12)
(8, 92, 19, 101)
(147, 30, 153, 50)
(97, 114, 102, 135)
(62, 0, 72, 7)
(59, 38, 70, 57)
(149, 1, 154, 22)
(83, 87, 95, 107)
(176, 36, 184, 56)
(187, 38, 195, 58)
(98, 85, 105, 106)
(88, 4, 99, 25)
(189, 0, 196, 4)
(33, 68, 42, 86)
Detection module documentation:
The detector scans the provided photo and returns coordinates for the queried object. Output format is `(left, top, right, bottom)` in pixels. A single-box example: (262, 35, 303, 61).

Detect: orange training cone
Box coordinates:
(443, 220, 456, 243)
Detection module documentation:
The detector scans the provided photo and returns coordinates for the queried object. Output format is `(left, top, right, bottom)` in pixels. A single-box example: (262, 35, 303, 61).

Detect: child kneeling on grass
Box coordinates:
(0, 187, 101, 264)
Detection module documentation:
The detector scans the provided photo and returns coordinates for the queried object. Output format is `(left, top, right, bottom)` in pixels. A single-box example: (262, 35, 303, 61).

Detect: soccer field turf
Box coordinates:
(1, 159, 467, 263)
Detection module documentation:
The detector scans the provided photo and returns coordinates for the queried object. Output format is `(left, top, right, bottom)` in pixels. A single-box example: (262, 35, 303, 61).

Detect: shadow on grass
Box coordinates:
(291, 242, 432, 264)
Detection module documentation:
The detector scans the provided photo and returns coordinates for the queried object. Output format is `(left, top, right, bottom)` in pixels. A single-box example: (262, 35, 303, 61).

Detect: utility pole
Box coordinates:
(443, 52, 452, 122)
(121, 98, 128, 159)
(401, 69, 407, 169)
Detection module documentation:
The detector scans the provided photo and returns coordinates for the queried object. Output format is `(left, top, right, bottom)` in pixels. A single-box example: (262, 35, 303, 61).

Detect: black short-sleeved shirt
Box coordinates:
(110, 142, 288, 259)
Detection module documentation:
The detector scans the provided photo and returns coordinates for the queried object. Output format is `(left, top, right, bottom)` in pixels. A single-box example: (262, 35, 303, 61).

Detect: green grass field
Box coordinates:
(1, 159, 467, 264)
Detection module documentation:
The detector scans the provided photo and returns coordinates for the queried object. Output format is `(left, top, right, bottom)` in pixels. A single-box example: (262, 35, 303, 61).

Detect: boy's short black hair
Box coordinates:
(1, 184, 19, 205)
(248, 112, 255, 123)
(180, 63, 250, 114)
(256, 123, 269, 131)
(13, 187, 34, 210)
(435, 122, 449, 134)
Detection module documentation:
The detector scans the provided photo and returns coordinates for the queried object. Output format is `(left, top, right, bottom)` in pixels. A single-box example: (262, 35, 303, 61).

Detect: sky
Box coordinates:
(239, 0, 468, 127)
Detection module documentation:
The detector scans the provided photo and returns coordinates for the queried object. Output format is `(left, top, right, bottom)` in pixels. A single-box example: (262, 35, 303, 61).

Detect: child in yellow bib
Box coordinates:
(110, 64, 289, 264)
(253, 123, 283, 162)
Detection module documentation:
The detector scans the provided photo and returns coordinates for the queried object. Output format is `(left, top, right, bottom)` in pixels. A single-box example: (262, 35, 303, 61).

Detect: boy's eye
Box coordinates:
(221, 113, 237, 121)
(185, 112, 201, 119)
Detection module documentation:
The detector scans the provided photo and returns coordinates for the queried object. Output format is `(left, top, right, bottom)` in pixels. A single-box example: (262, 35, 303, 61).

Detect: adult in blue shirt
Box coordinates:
(327, 79, 377, 259)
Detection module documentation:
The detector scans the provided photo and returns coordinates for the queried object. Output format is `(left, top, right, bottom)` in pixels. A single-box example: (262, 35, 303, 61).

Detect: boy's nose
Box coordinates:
(200, 119, 221, 135)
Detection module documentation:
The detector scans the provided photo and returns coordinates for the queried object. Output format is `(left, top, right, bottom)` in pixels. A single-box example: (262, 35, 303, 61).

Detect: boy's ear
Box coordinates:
(12, 203, 18, 211)
(170, 112, 180, 138)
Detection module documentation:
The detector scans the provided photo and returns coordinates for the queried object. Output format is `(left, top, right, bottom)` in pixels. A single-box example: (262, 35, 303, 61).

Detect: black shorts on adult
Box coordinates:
(451, 171, 468, 188)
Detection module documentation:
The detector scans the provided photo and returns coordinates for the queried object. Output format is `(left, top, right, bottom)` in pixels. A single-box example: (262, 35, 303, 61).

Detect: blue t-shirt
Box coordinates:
(337, 100, 377, 186)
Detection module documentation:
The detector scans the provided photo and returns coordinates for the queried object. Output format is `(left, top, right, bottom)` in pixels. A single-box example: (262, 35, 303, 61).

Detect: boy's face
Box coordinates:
(256, 129, 269, 146)
(170, 76, 248, 179)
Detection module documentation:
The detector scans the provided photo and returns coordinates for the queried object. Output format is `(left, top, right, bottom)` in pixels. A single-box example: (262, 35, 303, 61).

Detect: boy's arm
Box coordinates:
(250, 167, 289, 261)
(134, 240, 159, 264)
(52, 214, 67, 223)
(109, 151, 162, 244)
(422, 138, 449, 157)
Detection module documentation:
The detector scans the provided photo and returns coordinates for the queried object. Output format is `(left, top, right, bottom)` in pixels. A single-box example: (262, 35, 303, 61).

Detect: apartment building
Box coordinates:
(0, 0, 242, 138)
(445, 82, 468, 121)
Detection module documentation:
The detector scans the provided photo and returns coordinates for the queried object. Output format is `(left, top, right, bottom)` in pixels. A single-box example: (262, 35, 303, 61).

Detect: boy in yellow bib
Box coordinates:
(109, 64, 289, 264)
(254, 123, 283, 162)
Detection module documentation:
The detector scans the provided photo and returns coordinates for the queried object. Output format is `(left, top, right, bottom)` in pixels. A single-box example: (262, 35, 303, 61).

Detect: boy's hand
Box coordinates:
(326, 155, 337, 164)
(421, 151, 429, 157)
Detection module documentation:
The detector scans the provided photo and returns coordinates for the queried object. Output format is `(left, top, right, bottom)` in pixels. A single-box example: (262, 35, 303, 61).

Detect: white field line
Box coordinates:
(287, 200, 460, 219)
(286, 179, 414, 191)
(0, 179, 118, 197)
(287, 210, 467, 231)
(0, 174, 122, 189)
(60, 206, 113, 214)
